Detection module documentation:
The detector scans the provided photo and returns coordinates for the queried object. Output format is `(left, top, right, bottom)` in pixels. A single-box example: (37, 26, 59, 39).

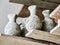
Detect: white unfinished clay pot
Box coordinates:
(4, 14, 21, 36)
(25, 5, 43, 36)
(42, 10, 55, 32)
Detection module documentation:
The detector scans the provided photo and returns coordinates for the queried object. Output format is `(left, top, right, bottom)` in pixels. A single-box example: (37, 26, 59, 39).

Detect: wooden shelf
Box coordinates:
(27, 30, 60, 44)
(0, 35, 48, 45)
(9, 0, 60, 10)
(0, 30, 60, 45)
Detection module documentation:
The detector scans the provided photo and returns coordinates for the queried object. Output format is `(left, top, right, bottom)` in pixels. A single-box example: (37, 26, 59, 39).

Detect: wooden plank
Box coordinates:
(44, 0, 60, 3)
(0, 36, 48, 45)
(50, 25, 60, 36)
(26, 30, 60, 44)
(50, 5, 60, 36)
(49, 43, 55, 45)
(9, 0, 58, 10)
(50, 5, 60, 19)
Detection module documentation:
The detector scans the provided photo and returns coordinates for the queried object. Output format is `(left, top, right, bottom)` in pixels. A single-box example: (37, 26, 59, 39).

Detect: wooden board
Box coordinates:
(9, 0, 58, 10)
(44, 0, 60, 3)
(50, 5, 60, 36)
(27, 30, 60, 44)
(50, 25, 60, 36)
(50, 5, 60, 19)
(0, 36, 48, 45)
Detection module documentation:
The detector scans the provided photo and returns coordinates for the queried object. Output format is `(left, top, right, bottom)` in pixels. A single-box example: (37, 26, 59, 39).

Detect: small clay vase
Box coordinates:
(25, 5, 43, 36)
(4, 14, 21, 36)
(42, 10, 55, 32)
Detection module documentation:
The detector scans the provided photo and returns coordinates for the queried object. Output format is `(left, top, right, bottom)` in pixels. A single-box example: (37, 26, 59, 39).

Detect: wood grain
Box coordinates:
(44, 0, 60, 3)
(27, 30, 60, 44)
(10, 0, 58, 10)
(50, 25, 60, 36)
(0, 36, 48, 45)
(50, 5, 60, 19)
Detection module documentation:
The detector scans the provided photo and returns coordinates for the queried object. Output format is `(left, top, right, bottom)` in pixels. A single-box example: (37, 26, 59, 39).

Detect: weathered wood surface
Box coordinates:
(27, 30, 60, 44)
(0, 36, 48, 45)
(10, 0, 59, 10)
(50, 5, 60, 19)
(50, 25, 60, 36)
(10, 0, 60, 3)
(50, 5, 60, 36)
(44, 0, 60, 3)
